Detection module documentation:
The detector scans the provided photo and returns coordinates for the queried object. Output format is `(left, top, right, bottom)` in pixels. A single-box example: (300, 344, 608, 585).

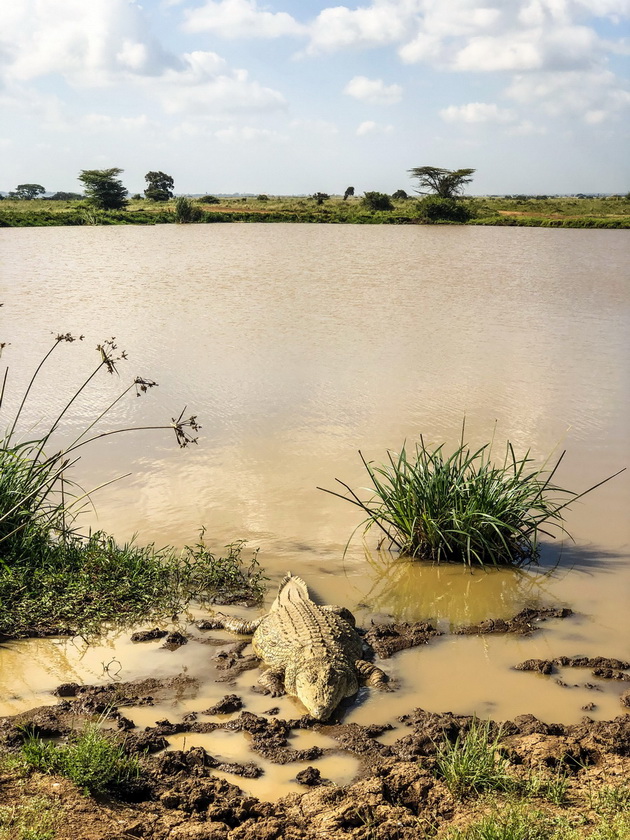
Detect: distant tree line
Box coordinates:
(2, 164, 480, 223)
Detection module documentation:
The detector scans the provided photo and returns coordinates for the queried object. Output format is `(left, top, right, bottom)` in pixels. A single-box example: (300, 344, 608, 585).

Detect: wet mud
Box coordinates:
(1, 670, 629, 840)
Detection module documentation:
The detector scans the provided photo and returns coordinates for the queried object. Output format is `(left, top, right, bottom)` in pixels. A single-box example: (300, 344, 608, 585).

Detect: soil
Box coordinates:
(1, 670, 629, 840)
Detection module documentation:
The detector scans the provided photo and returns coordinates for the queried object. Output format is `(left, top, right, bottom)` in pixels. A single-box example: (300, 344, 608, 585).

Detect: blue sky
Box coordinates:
(1, 0, 628, 195)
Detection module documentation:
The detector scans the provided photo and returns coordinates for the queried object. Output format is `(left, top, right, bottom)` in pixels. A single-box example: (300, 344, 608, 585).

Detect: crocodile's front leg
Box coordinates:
(321, 604, 356, 627)
(257, 667, 286, 697)
(354, 659, 390, 689)
(198, 615, 263, 635)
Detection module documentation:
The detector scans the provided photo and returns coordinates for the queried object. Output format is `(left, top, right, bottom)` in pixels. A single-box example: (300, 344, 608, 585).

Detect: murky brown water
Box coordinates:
(1, 224, 629, 793)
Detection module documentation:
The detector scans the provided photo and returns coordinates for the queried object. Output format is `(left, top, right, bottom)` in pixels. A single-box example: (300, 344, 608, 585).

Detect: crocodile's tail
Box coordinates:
(273, 572, 310, 608)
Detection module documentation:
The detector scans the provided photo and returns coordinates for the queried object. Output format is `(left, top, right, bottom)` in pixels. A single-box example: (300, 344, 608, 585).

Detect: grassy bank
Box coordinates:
(0, 332, 265, 640)
(1, 195, 629, 228)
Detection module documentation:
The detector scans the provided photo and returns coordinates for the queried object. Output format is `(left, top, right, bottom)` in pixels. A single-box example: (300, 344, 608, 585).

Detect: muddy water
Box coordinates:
(1, 224, 629, 792)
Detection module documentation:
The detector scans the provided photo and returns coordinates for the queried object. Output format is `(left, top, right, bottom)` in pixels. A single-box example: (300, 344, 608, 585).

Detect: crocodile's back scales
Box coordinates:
(252, 595, 363, 667)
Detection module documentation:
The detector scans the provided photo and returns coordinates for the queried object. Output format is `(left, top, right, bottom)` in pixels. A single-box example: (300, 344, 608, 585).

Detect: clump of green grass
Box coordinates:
(0, 794, 61, 840)
(20, 723, 140, 796)
(321, 425, 623, 566)
(434, 719, 514, 797)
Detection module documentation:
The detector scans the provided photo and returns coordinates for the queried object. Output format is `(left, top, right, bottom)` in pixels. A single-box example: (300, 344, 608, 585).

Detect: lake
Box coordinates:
(1, 223, 628, 772)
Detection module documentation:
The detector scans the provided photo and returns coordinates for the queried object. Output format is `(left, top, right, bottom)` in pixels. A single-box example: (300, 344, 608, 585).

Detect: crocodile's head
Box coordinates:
(294, 661, 359, 720)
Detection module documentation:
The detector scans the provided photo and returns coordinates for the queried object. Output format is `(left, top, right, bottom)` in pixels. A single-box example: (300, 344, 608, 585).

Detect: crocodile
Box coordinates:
(203, 573, 389, 720)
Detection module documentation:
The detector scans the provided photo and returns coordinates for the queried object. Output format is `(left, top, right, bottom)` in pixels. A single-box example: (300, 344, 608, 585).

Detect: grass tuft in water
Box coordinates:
(320, 424, 624, 566)
(20, 722, 140, 796)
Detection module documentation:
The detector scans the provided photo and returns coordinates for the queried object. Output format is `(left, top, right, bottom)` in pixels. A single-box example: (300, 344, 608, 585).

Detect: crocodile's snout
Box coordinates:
(295, 663, 359, 720)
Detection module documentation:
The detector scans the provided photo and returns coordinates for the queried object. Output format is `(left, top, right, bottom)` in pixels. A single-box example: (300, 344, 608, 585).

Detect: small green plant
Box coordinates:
(198, 194, 220, 204)
(434, 719, 513, 797)
(320, 425, 623, 566)
(174, 196, 202, 222)
(21, 723, 140, 796)
(0, 795, 61, 840)
(588, 782, 630, 815)
(0, 334, 198, 567)
(522, 769, 570, 806)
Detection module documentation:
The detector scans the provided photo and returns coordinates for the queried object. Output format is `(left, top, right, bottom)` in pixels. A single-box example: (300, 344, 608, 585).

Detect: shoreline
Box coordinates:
(1, 674, 628, 840)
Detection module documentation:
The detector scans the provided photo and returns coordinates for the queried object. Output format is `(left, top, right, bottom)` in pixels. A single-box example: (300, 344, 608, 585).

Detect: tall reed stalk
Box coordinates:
(0, 333, 198, 566)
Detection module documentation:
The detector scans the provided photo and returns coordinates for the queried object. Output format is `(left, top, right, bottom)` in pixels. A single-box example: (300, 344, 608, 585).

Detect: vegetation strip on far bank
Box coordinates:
(1, 194, 629, 229)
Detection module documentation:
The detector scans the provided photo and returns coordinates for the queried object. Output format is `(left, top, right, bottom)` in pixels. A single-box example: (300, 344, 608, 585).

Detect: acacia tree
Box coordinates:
(78, 168, 128, 210)
(144, 171, 174, 202)
(14, 184, 45, 200)
(408, 166, 475, 198)
(343, 186, 355, 200)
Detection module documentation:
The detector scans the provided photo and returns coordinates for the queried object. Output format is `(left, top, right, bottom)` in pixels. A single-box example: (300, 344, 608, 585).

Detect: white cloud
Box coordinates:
(182, 0, 304, 39)
(440, 102, 516, 123)
(304, 1, 419, 56)
(0, 0, 178, 86)
(356, 120, 394, 135)
(343, 75, 403, 104)
(505, 68, 630, 121)
(214, 126, 288, 142)
(156, 51, 287, 114)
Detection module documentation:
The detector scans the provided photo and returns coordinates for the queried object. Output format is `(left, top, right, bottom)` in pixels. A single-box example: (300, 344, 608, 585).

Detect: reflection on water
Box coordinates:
(354, 547, 564, 626)
(1, 225, 628, 753)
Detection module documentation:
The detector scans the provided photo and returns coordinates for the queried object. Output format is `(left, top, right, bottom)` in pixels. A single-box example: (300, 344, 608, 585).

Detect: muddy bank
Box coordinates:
(1, 672, 628, 840)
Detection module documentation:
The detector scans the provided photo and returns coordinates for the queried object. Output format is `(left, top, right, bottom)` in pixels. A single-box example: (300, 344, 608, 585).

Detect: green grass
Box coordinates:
(434, 719, 514, 797)
(0, 530, 265, 638)
(1, 194, 629, 228)
(20, 723, 140, 796)
(0, 333, 265, 638)
(0, 795, 61, 840)
(321, 427, 622, 566)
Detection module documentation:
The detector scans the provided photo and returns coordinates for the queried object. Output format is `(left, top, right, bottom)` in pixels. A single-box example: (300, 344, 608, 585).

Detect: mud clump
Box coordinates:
(131, 627, 169, 642)
(362, 621, 441, 658)
(295, 766, 325, 786)
(203, 695, 245, 715)
(514, 656, 630, 689)
(456, 607, 573, 636)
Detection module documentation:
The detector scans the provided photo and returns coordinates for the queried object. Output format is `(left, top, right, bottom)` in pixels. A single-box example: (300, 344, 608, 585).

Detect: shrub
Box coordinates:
(392, 189, 408, 200)
(312, 192, 329, 205)
(198, 195, 220, 204)
(320, 427, 622, 566)
(362, 191, 394, 211)
(174, 196, 202, 222)
(257, 194, 269, 201)
(417, 196, 473, 222)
